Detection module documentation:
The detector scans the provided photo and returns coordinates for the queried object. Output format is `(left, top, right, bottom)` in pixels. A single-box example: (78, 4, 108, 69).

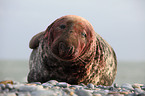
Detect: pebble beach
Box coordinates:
(0, 80, 145, 96)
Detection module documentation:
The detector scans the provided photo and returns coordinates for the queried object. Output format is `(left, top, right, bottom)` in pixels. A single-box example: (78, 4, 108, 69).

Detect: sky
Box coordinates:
(0, 0, 145, 61)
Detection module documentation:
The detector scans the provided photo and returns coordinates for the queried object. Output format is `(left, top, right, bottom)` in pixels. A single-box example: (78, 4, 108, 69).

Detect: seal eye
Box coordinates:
(81, 32, 87, 38)
(60, 25, 66, 29)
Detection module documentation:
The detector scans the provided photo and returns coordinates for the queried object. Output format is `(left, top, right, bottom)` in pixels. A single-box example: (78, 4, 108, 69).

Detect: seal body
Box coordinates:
(28, 15, 117, 86)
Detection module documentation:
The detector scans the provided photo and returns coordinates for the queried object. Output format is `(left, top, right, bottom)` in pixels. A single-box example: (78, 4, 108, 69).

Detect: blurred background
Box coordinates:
(0, 0, 145, 85)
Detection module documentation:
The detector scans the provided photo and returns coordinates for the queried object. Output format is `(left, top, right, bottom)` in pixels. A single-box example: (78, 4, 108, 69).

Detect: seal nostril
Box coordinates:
(59, 42, 66, 50)
(68, 46, 74, 55)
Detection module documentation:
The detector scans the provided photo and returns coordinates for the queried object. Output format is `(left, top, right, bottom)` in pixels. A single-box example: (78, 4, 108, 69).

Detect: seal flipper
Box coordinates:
(29, 32, 45, 49)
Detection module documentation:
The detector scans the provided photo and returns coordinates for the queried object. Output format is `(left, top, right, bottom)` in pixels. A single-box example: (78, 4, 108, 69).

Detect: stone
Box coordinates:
(132, 83, 143, 89)
(93, 90, 108, 95)
(0, 84, 5, 90)
(18, 85, 44, 92)
(70, 85, 83, 90)
(56, 82, 70, 88)
(114, 83, 119, 88)
(121, 83, 134, 91)
(138, 92, 145, 96)
(75, 89, 92, 96)
(92, 93, 102, 96)
(42, 83, 52, 88)
(134, 88, 144, 94)
(0, 93, 4, 96)
(5, 84, 13, 89)
(47, 80, 58, 85)
(108, 87, 118, 92)
(31, 90, 57, 96)
(87, 83, 94, 89)
(62, 88, 77, 96)
(3, 88, 9, 92)
(16, 92, 31, 96)
(142, 86, 145, 91)
(108, 92, 124, 96)
(4, 93, 16, 96)
(29, 82, 41, 85)
(0, 80, 13, 84)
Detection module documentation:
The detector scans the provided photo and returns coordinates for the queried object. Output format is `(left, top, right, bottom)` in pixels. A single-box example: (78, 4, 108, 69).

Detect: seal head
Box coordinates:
(45, 15, 96, 61)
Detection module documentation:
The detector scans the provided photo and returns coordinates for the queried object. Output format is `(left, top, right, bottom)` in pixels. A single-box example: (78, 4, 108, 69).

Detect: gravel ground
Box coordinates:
(0, 80, 145, 96)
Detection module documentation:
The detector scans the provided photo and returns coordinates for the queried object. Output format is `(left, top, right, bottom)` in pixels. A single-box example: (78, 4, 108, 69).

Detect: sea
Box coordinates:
(0, 60, 145, 85)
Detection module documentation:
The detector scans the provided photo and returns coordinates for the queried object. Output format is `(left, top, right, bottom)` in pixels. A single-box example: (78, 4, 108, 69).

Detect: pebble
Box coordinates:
(29, 82, 41, 85)
(134, 88, 144, 94)
(18, 85, 44, 92)
(0, 84, 5, 90)
(31, 90, 58, 96)
(47, 80, 58, 85)
(0, 80, 145, 96)
(56, 82, 70, 88)
(75, 89, 92, 96)
(108, 86, 118, 92)
(16, 92, 31, 96)
(6, 84, 13, 89)
(42, 82, 52, 88)
(132, 83, 143, 89)
(87, 83, 94, 89)
(3, 92, 16, 96)
(114, 83, 120, 88)
(121, 83, 134, 91)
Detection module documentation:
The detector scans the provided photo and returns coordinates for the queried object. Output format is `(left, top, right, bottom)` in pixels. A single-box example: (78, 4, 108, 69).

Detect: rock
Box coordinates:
(3, 93, 16, 96)
(0, 93, 4, 96)
(63, 88, 77, 96)
(42, 83, 52, 88)
(121, 83, 134, 91)
(75, 89, 92, 96)
(0, 80, 13, 84)
(70, 85, 83, 90)
(31, 88, 69, 96)
(92, 93, 102, 96)
(114, 83, 119, 88)
(108, 92, 124, 96)
(142, 86, 145, 91)
(108, 86, 118, 91)
(5, 84, 13, 90)
(29, 82, 41, 85)
(13, 84, 25, 89)
(19, 85, 44, 92)
(3, 88, 9, 92)
(134, 88, 144, 94)
(0, 84, 5, 90)
(138, 92, 145, 96)
(31, 90, 55, 96)
(0, 87, 2, 92)
(16, 92, 31, 96)
(87, 83, 94, 89)
(93, 90, 108, 95)
(132, 83, 143, 89)
(56, 82, 70, 88)
(47, 80, 58, 85)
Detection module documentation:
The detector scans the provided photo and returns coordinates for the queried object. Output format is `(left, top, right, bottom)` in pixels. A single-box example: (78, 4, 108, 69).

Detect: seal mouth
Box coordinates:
(58, 42, 75, 59)
(51, 42, 77, 61)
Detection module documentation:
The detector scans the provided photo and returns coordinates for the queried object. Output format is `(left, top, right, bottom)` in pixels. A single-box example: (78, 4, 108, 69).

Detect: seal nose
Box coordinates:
(59, 42, 66, 51)
(58, 42, 74, 57)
